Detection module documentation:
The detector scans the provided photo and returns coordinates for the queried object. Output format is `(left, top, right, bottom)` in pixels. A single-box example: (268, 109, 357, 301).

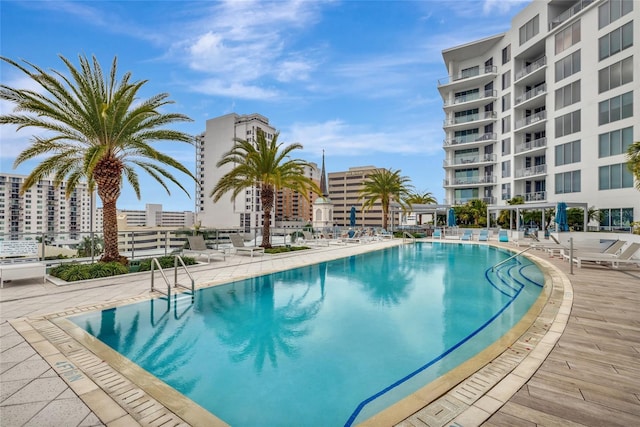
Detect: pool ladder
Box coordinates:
(402, 231, 416, 243)
(150, 255, 195, 298)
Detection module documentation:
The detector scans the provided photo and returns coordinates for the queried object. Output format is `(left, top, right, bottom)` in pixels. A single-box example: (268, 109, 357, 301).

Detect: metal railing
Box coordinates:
(444, 132, 497, 146)
(444, 90, 497, 107)
(491, 246, 533, 271)
(515, 57, 547, 81)
(515, 137, 547, 154)
(438, 66, 498, 86)
(150, 255, 195, 298)
(514, 83, 547, 106)
(515, 111, 547, 129)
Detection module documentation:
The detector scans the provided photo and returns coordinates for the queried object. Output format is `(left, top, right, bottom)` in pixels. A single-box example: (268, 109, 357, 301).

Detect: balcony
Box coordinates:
(443, 111, 497, 130)
(444, 175, 497, 187)
(514, 57, 547, 83)
(515, 111, 546, 131)
(446, 197, 496, 205)
(549, 0, 595, 30)
(443, 90, 497, 110)
(438, 66, 498, 88)
(515, 164, 547, 179)
(443, 153, 497, 168)
(515, 137, 547, 155)
(514, 84, 546, 108)
(524, 191, 547, 202)
(444, 132, 497, 147)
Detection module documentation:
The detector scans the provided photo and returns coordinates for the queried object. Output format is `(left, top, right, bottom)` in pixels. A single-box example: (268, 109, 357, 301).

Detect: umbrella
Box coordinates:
(555, 202, 569, 232)
(447, 208, 457, 227)
(349, 206, 356, 227)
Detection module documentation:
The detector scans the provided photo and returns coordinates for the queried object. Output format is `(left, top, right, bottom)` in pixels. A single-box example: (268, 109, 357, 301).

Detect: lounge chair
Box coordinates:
(301, 231, 329, 246)
(461, 229, 473, 241)
(432, 228, 442, 239)
(562, 239, 627, 262)
(478, 229, 489, 242)
(229, 234, 265, 258)
(498, 230, 509, 242)
(184, 235, 226, 263)
(375, 229, 393, 240)
(342, 229, 365, 243)
(572, 242, 640, 269)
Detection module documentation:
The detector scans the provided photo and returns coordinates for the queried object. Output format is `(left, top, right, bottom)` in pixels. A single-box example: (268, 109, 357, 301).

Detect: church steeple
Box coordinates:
(319, 149, 328, 197)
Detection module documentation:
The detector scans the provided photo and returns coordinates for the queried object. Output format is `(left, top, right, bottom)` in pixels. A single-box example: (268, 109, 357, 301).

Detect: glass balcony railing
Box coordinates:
(515, 164, 547, 178)
(444, 175, 497, 186)
(514, 83, 547, 106)
(444, 132, 497, 146)
(515, 57, 547, 81)
(444, 111, 497, 127)
(524, 191, 547, 202)
(443, 153, 497, 167)
(443, 90, 497, 107)
(515, 137, 547, 154)
(549, 0, 595, 30)
(438, 66, 497, 86)
(515, 111, 546, 130)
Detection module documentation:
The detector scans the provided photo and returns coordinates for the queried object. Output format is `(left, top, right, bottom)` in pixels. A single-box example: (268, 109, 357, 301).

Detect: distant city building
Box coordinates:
(328, 166, 387, 227)
(95, 204, 195, 230)
(312, 152, 334, 230)
(0, 173, 94, 241)
(275, 162, 321, 223)
(438, 0, 639, 228)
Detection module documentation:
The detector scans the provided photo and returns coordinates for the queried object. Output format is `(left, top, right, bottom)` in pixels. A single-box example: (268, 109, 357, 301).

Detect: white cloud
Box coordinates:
(193, 79, 280, 100)
(482, 0, 530, 15)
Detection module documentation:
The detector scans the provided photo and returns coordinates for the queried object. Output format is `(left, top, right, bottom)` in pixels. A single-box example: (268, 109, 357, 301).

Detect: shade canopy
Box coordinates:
(349, 206, 356, 227)
(555, 202, 569, 232)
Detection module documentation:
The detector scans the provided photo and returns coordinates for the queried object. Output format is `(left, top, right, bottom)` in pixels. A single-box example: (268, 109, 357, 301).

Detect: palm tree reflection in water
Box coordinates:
(198, 264, 326, 372)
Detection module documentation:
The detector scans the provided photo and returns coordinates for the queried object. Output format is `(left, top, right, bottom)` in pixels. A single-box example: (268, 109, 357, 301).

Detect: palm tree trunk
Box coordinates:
(95, 157, 123, 263)
(261, 185, 274, 249)
(101, 198, 120, 262)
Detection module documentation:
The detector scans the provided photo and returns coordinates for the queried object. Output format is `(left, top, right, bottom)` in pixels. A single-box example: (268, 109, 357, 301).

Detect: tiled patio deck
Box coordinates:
(1, 239, 639, 426)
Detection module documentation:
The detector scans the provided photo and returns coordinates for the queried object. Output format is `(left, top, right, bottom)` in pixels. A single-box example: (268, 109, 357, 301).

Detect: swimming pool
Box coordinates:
(68, 243, 544, 426)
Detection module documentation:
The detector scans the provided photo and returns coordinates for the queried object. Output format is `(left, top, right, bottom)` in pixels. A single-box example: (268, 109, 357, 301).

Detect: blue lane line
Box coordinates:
(344, 272, 525, 426)
(518, 264, 544, 288)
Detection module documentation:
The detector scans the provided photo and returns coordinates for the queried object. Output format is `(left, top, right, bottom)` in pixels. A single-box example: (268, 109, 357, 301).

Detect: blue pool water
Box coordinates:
(69, 243, 543, 426)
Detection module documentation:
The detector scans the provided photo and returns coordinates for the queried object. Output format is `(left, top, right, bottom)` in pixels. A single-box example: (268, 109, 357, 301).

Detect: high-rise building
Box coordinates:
(95, 204, 195, 230)
(275, 162, 321, 222)
(328, 166, 387, 227)
(196, 113, 277, 231)
(0, 173, 95, 241)
(438, 0, 638, 229)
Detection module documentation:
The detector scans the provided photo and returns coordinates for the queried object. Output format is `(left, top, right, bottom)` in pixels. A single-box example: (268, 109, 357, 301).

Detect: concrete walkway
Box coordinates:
(1, 239, 639, 426)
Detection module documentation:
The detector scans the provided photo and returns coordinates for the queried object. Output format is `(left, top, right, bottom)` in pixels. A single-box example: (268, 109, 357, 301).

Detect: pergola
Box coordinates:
(486, 201, 589, 233)
(389, 203, 451, 230)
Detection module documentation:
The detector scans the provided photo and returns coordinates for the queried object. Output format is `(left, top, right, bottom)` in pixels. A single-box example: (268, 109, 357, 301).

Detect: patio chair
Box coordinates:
(184, 235, 226, 263)
(498, 230, 509, 242)
(461, 229, 473, 241)
(478, 229, 489, 242)
(301, 231, 329, 246)
(572, 242, 640, 269)
(229, 234, 265, 258)
(562, 239, 627, 262)
(432, 228, 442, 239)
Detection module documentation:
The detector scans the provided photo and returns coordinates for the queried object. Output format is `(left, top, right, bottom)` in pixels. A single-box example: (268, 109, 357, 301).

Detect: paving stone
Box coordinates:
(0, 378, 30, 402)
(23, 397, 92, 427)
(0, 400, 49, 426)
(2, 376, 69, 405)
(2, 359, 51, 382)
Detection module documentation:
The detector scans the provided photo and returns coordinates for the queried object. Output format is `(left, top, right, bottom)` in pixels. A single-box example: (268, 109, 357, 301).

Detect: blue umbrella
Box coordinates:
(556, 202, 569, 232)
(349, 206, 356, 227)
(447, 208, 457, 227)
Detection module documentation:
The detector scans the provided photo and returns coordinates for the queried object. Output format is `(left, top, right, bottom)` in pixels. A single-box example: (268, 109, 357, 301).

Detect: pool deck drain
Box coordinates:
(2, 238, 639, 426)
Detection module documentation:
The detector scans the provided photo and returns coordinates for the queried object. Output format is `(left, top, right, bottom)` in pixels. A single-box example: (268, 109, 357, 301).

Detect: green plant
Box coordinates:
(49, 261, 129, 282)
(137, 256, 197, 272)
(265, 246, 310, 254)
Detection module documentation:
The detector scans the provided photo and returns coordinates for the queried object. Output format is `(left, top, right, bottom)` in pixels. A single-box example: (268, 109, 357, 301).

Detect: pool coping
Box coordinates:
(8, 240, 572, 427)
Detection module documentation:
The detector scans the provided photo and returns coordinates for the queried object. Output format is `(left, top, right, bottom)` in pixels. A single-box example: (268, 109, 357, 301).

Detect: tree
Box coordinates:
(627, 141, 640, 189)
(358, 168, 413, 230)
(405, 191, 437, 225)
(210, 130, 320, 249)
(1, 55, 195, 263)
(497, 196, 524, 228)
(76, 235, 104, 257)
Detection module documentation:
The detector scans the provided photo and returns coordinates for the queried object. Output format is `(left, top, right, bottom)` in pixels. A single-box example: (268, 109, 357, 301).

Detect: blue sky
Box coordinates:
(1, 0, 529, 211)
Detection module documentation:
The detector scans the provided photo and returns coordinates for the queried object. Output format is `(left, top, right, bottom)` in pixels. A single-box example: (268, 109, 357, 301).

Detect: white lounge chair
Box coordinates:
(572, 242, 640, 269)
(184, 235, 226, 263)
(560, 239, 626, 261)
(229, 234, 265, 258)
(301, 231, 329, 246)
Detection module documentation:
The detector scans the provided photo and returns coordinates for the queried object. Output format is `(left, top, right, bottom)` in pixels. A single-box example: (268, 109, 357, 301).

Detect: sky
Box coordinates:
(0, 0, 530, 211)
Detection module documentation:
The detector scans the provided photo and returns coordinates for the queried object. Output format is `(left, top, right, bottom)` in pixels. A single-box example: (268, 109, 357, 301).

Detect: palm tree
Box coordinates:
(358, 168, 413, 230)
(210, 130, 320, 249)
(627, 141, 640, 189)
(405, 191, 437, 225)
(0, 55, 195, 263)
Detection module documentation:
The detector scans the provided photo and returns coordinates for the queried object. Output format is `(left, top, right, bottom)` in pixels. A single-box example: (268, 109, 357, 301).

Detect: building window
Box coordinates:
(599, 0, 634, 29)
(460, 65, 480, 79)
(598, 56, 633, 93)
(501, 161, 511, 178)
(555, 50, 581, 82)
(599, 126, 634, 157)
(502, 44, 511, 64)
(599, 163, 634, 189)
(600, 207, 634, 231)
(502, 94, 511, 112)
(502, 71, 511, 90)
(599, 21, 633, 61)
(555, 110, 581, 138)
(598, 91, 633, 125)
(555, 21, 581, 54)
(502, 115, 511, 133)
(501, 137, 511, 155)
(519, 14, 539, 46)
(555, 171, 581, 194)
(555, 80, 581, 110)
(555, 140, 581, 166)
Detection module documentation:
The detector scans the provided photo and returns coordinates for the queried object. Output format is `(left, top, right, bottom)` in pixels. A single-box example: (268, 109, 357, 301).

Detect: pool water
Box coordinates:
(69, 243, 543, 426)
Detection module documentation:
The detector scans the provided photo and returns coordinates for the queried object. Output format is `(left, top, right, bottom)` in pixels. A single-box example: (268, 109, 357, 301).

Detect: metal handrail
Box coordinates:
(403, 231, 416, 243)
(491, 246, 534, 272)
(150, 257, 171, 297)
(174, 255, 195, 293)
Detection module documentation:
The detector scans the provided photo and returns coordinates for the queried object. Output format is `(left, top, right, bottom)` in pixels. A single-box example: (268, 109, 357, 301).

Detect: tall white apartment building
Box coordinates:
(196, 113, 277, 231)
(0, 173, 95, 241)
(95, 204, 195, 230)
(439, 0, 638, 229)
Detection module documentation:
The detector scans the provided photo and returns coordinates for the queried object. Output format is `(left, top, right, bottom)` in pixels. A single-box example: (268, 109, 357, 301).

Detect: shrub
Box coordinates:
(49, 262, 127, 282)
(265, 246, 310, 254)
(137, 256, 197, 272)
